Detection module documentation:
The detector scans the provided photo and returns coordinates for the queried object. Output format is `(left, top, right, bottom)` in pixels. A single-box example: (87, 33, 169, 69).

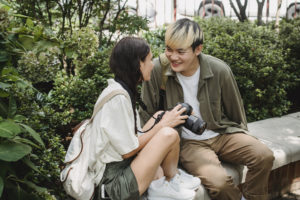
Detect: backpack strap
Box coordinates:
(90, 89, 129, 122)
(159, 53, 170, 90)
(158, 53, 170, 110)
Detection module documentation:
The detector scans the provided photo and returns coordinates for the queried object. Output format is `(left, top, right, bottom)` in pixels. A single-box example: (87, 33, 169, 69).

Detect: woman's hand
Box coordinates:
(159, 104, 188, 128)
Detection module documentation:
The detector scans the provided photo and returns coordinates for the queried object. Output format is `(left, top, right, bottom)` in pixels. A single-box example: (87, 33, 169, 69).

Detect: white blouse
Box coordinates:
(88, 79, 139, 164)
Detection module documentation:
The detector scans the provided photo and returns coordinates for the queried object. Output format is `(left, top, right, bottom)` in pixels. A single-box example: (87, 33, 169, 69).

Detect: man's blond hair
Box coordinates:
(165, 18, 203, 50)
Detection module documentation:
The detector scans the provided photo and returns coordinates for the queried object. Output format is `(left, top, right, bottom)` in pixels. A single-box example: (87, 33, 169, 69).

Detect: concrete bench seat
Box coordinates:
(194, 112, 300, 200)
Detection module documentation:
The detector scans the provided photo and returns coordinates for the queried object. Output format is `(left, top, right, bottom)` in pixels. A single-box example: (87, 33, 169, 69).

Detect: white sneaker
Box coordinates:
(175, 169, 201, 190)
(147, 176, 195, 200)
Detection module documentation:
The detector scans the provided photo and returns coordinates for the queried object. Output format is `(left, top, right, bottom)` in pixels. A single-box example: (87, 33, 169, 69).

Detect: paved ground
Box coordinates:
(272, 190, 300, 200)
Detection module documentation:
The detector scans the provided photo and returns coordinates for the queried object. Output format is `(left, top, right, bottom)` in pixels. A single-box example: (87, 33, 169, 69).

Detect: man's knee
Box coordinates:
(252, 145, 274, 169)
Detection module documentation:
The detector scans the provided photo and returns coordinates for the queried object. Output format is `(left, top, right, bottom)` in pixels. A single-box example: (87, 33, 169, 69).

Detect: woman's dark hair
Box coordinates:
(110, 37, 150, 133)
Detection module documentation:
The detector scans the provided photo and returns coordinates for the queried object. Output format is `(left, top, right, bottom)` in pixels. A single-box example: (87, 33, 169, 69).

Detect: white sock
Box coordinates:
(241, 195, 246, 200)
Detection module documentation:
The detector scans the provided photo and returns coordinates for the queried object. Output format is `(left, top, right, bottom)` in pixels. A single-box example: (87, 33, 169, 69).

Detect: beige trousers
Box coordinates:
(180, 133, 274, 200)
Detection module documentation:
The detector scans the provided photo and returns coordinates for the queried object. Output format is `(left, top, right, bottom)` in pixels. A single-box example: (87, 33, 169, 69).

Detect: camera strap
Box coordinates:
(137, 111, 165, 134)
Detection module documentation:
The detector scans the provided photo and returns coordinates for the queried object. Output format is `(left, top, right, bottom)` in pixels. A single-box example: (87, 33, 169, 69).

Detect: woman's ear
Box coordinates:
(195, 45, 203, 56)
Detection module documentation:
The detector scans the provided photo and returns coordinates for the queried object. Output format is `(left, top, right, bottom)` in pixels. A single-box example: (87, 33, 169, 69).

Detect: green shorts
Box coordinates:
(94, 157, 140, 200)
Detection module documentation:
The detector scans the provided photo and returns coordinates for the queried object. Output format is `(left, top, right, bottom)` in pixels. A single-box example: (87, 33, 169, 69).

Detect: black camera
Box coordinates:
(154, 103, 207, 135)
(176, 103, 207, 135)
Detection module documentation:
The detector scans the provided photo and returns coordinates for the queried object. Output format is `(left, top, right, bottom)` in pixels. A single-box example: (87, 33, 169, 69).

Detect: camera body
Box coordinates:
(176, 103, 207, 135)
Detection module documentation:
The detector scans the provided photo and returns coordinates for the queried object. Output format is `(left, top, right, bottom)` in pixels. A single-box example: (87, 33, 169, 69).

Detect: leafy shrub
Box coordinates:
(279, 18, 300, 83)
(47, 72, 99, 133)
(63, 27, 99, 72)
(79, 47, 113, 82)
(0, 67, 48, 200)
(278, 18, 300, 111)
(17, 47, 61, 84)
(195, 17, 292, 121)
(0, 7, 9, 32)
(0, 6, 65, 198)
(143, 28, 166, 57)
(8, 79, 66, 199)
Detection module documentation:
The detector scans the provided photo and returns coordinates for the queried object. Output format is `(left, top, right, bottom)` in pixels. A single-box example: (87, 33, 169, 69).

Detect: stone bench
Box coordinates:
(194, 112, 300, 200)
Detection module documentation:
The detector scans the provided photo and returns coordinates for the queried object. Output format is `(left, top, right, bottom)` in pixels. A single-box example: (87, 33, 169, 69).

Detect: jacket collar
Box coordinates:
(198, 53, 214, 80)
(164, 53, 214, 80)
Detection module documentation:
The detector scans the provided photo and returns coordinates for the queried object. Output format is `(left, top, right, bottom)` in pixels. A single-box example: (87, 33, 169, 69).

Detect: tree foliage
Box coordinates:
(0, 0, 147, 198)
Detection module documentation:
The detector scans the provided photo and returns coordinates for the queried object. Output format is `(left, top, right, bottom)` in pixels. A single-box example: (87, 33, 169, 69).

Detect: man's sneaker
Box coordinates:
(147, 176, 195, 200)
(175, 169, 201, 190)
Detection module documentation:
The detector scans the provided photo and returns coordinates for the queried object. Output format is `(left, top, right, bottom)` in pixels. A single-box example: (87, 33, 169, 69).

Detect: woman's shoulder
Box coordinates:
(95, 79, 131, 105)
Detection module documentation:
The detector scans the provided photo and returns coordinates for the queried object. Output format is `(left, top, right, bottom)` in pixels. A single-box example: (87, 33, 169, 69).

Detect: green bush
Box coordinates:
(143, 28, 166, 57)
(17, 47, 61, 84)
(79, 47, 113, 82)
(47, 72, 98, 130)
(0, 67, 50, 200)
(279, 18, 300, 83)
(278, 18, 300, 111)
(47, 47, 114, 137)
(195, 17, 292, 121)
(63, 27, 99, 72)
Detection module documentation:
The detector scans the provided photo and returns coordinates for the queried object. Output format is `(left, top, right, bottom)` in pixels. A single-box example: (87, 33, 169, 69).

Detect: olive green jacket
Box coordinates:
(139, 53, 248, 134)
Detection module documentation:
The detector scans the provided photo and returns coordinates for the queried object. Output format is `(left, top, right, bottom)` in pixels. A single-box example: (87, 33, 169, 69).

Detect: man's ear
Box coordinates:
(195, 45, 203, 56)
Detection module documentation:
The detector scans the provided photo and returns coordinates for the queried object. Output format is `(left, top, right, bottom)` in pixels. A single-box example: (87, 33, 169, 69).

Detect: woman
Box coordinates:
(93, 37, 197, 200)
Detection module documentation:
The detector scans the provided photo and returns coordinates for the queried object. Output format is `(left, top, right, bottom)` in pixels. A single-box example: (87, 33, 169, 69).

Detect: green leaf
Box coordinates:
(0, 50, 9, 62)
(20, 124, 45, 147)
(18, 35, 34, 50)
(0, 82, 11, 90)
(0, 100, 8, 118)
(23, 180, 47, 193)
(0, 142, 31, 161)
(13, 14, 30, 18)
(13, 137, 41, 149)
(26, 18, 34, 28)
(5, 74, 19, 82)
(15, 79, 31, 89)
(0, 176, 3, 197)
(8, 96, 17, 118)
(0, 3, 11, 11)
(0, 90, 9, 98)
(0, 121, 22, 138)
(2, 67, 16, 76)
(13, 115, 26, 123)
(22, 157, 40, 172)
(65, 48, 74, 58)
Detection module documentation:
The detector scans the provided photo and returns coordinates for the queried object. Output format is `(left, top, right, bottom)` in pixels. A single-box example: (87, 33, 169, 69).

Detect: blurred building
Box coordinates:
(127, 0, 300, 28)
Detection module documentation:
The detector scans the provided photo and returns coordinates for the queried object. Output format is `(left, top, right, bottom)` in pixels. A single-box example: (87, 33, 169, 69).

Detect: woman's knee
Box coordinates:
(156, 127, 180, 144)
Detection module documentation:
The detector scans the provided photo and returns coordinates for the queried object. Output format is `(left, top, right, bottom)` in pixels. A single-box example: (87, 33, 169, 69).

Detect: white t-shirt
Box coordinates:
(88, 79, 139, 164)
(176, 67, 219, 140)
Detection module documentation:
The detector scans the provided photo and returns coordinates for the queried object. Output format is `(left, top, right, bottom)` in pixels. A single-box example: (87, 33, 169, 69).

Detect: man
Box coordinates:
(139, 18, 274, 200)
